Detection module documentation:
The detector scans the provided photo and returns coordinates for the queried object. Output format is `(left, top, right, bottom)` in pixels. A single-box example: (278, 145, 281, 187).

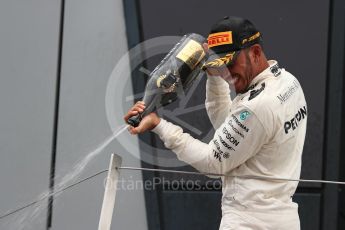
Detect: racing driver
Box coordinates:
(124, 16, 308, 230)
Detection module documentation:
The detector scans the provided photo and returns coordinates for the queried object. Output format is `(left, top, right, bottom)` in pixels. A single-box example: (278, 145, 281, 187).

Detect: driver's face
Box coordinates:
(206, 48, 254, 94)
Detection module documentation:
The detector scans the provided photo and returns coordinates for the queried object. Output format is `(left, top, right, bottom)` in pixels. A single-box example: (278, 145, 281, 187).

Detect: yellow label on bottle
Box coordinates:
(176, 39, 205, 69)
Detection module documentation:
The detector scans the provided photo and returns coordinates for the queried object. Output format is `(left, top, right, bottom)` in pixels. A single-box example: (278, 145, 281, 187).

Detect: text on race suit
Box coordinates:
(284, 106, 307, 134)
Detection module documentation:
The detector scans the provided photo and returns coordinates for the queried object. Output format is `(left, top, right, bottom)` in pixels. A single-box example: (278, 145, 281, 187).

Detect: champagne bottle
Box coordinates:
(127, 33, 206, 127)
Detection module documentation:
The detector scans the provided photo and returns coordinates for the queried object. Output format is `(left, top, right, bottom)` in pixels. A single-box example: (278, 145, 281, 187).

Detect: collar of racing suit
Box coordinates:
(245, 60, 279, 92)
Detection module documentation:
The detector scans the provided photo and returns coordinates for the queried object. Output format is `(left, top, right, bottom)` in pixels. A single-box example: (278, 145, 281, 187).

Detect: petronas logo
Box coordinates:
(239, 111, 250, 121)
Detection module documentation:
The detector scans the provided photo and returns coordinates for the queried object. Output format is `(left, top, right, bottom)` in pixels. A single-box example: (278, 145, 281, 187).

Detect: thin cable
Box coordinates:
(2, 165, 345, 222)
(0, 169, 108, 220)
(118, 166, 345, 185)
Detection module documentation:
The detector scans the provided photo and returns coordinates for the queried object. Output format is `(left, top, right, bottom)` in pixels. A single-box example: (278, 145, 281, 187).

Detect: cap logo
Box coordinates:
(242, 32, 261, 45)
(202, 52, 235, 69)
(208, 31, 233, 48)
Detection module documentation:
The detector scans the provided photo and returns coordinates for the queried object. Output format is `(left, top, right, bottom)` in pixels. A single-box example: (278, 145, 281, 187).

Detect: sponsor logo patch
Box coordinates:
(240, 111, 251, 121)
(222, 127, 240, 146)
(249, 83, 265, 101)
(231, 115, 250, 132)
(284, 106, 307, 134)
(212, 139, 231, 162)
(213, 150, 222, 162)
(242, 32, 261, 45)
(277, 80, 300, 104)
(218, 135, 235, 151)
(223, 152, 230, 159)
(208, 31, 233, 48)
(228, 120, 245, 138)
(247, 83, 258, 91)
(270, 64, 281, 77)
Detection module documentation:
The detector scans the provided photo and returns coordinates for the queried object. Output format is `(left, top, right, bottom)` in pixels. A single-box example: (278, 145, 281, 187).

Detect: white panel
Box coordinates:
(51, 0, 148, 229)
(0, 0, 61, 229)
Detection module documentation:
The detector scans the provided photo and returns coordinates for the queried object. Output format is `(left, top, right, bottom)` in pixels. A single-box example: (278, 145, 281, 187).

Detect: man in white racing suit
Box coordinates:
(125, 16, 307, 230)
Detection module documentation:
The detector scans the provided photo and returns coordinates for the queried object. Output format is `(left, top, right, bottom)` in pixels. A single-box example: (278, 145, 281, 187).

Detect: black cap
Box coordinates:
(203, 16, 262, 69)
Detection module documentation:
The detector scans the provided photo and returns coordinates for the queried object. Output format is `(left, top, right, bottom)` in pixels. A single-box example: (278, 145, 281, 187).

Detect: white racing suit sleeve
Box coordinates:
(152, 106, 269, 176)
(205, 76, 232, 130)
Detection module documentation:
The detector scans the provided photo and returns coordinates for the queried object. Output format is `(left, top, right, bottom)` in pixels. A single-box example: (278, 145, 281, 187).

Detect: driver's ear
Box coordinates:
(250, 44, 262, 63)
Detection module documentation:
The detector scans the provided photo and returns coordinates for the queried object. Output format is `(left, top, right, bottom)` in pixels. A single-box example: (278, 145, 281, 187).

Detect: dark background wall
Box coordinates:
(124, 0, 345, 229)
